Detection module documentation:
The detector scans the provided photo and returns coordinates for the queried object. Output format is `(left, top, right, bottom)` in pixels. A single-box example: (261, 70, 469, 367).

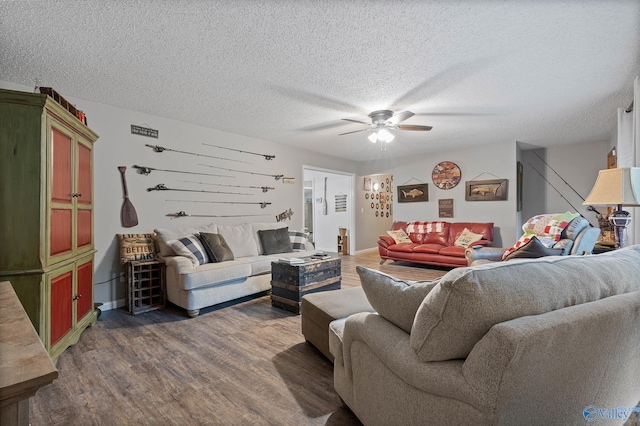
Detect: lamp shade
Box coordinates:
(582, 167, 640, 206)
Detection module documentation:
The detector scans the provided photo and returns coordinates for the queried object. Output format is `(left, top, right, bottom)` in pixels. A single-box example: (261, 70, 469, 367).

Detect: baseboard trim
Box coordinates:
(355, 247, 378, 255)
(98, 299, 126, 312)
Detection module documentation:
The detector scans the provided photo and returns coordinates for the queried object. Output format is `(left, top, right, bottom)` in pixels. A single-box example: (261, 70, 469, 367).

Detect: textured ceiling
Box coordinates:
(1, 1, 639, 162)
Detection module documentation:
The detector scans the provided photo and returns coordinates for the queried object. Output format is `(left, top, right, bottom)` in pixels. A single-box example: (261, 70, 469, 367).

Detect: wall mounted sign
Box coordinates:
(131, 124, 159, 138)
(397, 183, 429, 203)
(432, 161, 461, 189)
(364, 177, 371, 191)
(276, 208, 294, 222)
(335, 194, 347, 212)
(465, 179, 508, 201)
(282, 177, 295, 184)
(439, 199, 454, 218)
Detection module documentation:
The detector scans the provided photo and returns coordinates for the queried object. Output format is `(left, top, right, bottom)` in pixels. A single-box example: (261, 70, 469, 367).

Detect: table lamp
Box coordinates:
(583, 167, 640, 248)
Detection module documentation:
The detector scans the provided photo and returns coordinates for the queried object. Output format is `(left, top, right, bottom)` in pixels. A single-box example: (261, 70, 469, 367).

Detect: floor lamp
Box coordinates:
(583, 167, 640, 248)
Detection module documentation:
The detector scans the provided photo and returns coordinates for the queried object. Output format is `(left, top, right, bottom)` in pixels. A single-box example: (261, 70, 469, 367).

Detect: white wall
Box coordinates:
(0, 81, 357, 309)
(521, 141, 609, 231)
(358, 141, 518, 248)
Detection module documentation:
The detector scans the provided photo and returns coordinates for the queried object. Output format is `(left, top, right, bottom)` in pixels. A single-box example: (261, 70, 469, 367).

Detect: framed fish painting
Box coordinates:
(397, 183, 429, 203)
(465, 179, 508, 201)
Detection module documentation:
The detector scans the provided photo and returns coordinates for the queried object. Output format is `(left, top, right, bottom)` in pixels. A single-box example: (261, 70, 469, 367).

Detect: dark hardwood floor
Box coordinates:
(30, 251, 448, 425)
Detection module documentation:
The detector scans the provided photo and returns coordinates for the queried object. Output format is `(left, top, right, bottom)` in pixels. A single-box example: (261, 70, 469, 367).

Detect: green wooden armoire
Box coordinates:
(0, 88, 99, 362)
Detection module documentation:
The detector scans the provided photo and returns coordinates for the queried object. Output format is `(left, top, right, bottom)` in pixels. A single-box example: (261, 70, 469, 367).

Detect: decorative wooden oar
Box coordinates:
(118, 166, 139, 227)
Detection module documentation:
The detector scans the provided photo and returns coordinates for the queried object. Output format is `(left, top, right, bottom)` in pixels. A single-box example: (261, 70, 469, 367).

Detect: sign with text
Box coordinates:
(439, 198, 454, 218)
(131, 124, 159, 138)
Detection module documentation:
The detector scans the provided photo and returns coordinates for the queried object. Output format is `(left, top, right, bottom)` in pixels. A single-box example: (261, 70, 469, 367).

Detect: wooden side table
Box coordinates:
(126, 259, 166, 315)
(337, 234, 348, 254)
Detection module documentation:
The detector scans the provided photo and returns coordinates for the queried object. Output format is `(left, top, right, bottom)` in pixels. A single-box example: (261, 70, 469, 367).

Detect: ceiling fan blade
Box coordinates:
(387, 111, 415, 125)
(342, 118, 371, 125)
(397, 124, 433, 131)
(339, 128, 371, 136)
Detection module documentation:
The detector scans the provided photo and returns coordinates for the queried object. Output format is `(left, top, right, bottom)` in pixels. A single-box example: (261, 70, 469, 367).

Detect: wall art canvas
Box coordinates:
(397, 183, 428, 203)
(335, 194, 347, 212)
(465, 179, 508, 201)
(364, 177, 371, 191)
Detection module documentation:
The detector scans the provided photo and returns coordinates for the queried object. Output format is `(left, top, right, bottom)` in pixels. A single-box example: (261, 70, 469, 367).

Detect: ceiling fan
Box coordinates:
(339, 110, 432, 147)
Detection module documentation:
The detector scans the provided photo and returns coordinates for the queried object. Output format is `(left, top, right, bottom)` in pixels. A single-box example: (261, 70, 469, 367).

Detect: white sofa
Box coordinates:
(154, 222, 318, 317)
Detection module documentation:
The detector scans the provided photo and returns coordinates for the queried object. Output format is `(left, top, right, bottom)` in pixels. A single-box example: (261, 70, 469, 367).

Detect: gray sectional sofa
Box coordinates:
(329, 245, 640, 425)
(154, 222, 317, 317)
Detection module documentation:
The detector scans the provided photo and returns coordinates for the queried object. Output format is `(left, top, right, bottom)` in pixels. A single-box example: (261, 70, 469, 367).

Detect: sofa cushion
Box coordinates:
(258, 227, 293, 255)
(454, 228, 484, 248)
(503, 235, 563, 261)
(408, 233, 424, 244)
(438, 246, 466, 257)
(170, 235, 210, 267)
(178, 260, 252, 290)
(561, 216, 589, 240)
(413, 244, 444, 254)
(410, 245, 640, 362)
(154, 223, 217, 257)
(407, 222, 450, 245)
(449, 222, 493, 245)
(387, 229, 412, 244)
(357, 266, 439, 334)
(217, 224, 259, 258)
(545, 212, 580, 242)
(502, 213, 578, 260)
(389, 243, 419, 253)
(251, 222, 288, 254)
(116, 233, 157, 263)
(289, 230, 309, 251)
(198, 232, 234, 262)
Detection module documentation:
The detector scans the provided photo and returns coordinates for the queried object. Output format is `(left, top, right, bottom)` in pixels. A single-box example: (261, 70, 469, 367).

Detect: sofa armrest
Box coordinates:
(378, 235, 395, 248)
(339, 312, 480, 405)
(572, 226, 600, 255)
(473, 239, 492, 247)
(304, 240, 316, 251)
(462, 292, 640, 422)
(161, 255, 195, 274)
(464, 247, 507, 266)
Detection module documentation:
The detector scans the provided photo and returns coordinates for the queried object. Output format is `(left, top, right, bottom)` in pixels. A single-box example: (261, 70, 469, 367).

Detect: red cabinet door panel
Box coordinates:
(77, 209, 92, 248)
(51, 271, 73, 346)
(51, 128, 72, 204)
(77, 142, 92, 205)
(50, 209, 72, 256)
(76, 260, 93, 319)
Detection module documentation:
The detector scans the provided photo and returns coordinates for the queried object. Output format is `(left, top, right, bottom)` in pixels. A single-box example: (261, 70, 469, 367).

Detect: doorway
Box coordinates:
(302, 166, 355, 254)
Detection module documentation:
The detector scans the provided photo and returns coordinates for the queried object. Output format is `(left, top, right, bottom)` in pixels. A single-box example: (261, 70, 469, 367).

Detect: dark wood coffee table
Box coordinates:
(270, 255, 341, 314)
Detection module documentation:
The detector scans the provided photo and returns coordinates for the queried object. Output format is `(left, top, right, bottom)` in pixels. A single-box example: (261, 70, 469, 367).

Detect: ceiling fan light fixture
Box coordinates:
(368, 128, 395, 144)
(377, 128, 394, 143)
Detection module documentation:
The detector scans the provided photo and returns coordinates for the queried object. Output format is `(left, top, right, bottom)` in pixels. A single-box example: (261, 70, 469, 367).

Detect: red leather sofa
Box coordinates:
(378, 221, 494, 267)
